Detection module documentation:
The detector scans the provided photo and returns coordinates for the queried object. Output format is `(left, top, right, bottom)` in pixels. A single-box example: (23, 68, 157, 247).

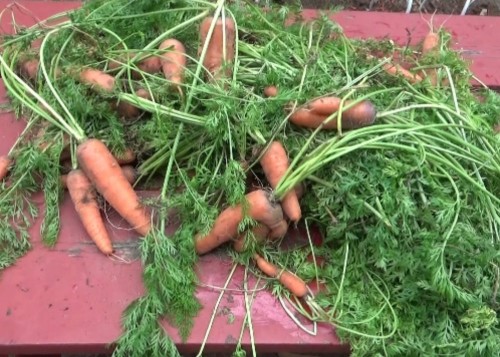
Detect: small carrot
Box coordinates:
(422, 30, 439, 55)
(195, 189, 284, 255)
(233, 224, 270, 253)
(159, 39, 186, 92)
(253, 253, 309, 298)
(18, 58, 39, 80)
(260, 141, 301, 222)
(109, 53, 161, 79)
(77, 139, 151, 236)
(0, 155, 13, 181)
(383, 62, 423, 84)
(66, 169, 113, 255)
(264, 85, 278, 97)
(199, 16, 236, 81)
(113, 148, 136, 165)
(78, 68, 116, 92)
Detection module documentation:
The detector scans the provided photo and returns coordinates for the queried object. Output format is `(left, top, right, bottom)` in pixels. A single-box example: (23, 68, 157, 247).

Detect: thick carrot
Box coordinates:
(260, 141, 301, 222)
(264, 85, 278, 97)
(0, 155, 12, 181)
(66, 169, 113, 255)
(253, 253, 309, 298)
(77, 139, 151, 236)
(383, 63, 423, 84)
(61, 165, 136, 188)
(233, 224, 270, 253)
(159, 39, 186, 91)
(78, 68, 116, 92)
(199, 16, 236, 81)
(116, 88, 151, 119)
(195, 189, 284, 255)
(113, 148, 136, 165)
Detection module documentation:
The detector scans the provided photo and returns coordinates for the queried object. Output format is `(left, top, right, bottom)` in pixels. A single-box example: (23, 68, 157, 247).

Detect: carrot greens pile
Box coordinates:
(1, 0, 500, 356)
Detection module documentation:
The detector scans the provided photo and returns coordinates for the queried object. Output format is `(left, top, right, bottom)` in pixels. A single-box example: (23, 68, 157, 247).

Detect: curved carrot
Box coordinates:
(77, 139, 151, 236)
(0, 155, 12, 181)
(260, 141, 301, 222)
(253, 253, 309, 298)
(159, 39, 186, 92)
(195, 189, 283, 255)
(66, 169, 113, 255)
(199, 16, 236, 81)
(233, 224, 270, 253)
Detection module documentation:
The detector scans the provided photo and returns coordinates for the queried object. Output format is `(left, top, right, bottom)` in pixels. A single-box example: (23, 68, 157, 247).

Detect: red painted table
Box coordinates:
(0, 1, 499, 355)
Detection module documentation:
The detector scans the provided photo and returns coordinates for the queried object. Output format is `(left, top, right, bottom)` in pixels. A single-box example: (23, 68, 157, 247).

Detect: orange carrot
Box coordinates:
(0, 155, 12, 181)
(199, 16, 236, 81)
(66, 169, 113, 255)
(195, 189, 284, 255)
(264, 85, 278, 97)
(260, 141, 301, 222)
(253, 253, 309, 298)
(78, 68, 116, 92)
(383, 63, 423, 84)
(77, 139, 151, 236)
(109, 53, 161, 79)
(159, 39, 186, 92)
(233, 224, 270, 253)
(113, 148, 136, 165)
(61, 165, 136, 188)
(116, 88, 151, 119)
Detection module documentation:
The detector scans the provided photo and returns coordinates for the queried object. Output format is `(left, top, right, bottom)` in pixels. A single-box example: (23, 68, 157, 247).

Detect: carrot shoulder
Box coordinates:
(66, 169, 113, 255)
(260, 141, 301, 222)
(254, 253, 309, 298)
(77, 139, 151, 236)
(195, 189, 283, 255)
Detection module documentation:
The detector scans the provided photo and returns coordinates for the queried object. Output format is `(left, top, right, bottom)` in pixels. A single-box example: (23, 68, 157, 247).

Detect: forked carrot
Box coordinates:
(253, 253, 309, 298)
(77, 139, 151, 236)
(66, 169, 113, 255)
(233, 224, 270, 253)
(260, 141, 301, 222)
(195, 189, 284, 255)
(159, 39, 186, 92)
(199, 16, 236, 81)
(0, 155, 12, 181)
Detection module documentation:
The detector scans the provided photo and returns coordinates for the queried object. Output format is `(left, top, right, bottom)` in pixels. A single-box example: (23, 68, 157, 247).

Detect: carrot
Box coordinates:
(109, 53, 161, 79)
(253, 253, 309, 298)
(260, 141, 301, 222)
(66, 169, 113, 255)
(78, 68, 116, 92)
(422, 31, 439, 55)
(0, 155, 13, 181)
(195, 189, 284, 255)
(383, 62, 423, 84)
(159, 39, 186, 92)
(77, 139, 151, 236)
(113, 148, 136, 165)
(116, 88, 151, 119)
(199, 16, 236, 81)
(264, 85, 278, 97)
(268, 219, 289, 240)
(61, 164, 136, 188)
(233, 224, 270, 253)
(18, 58, 39, 80)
